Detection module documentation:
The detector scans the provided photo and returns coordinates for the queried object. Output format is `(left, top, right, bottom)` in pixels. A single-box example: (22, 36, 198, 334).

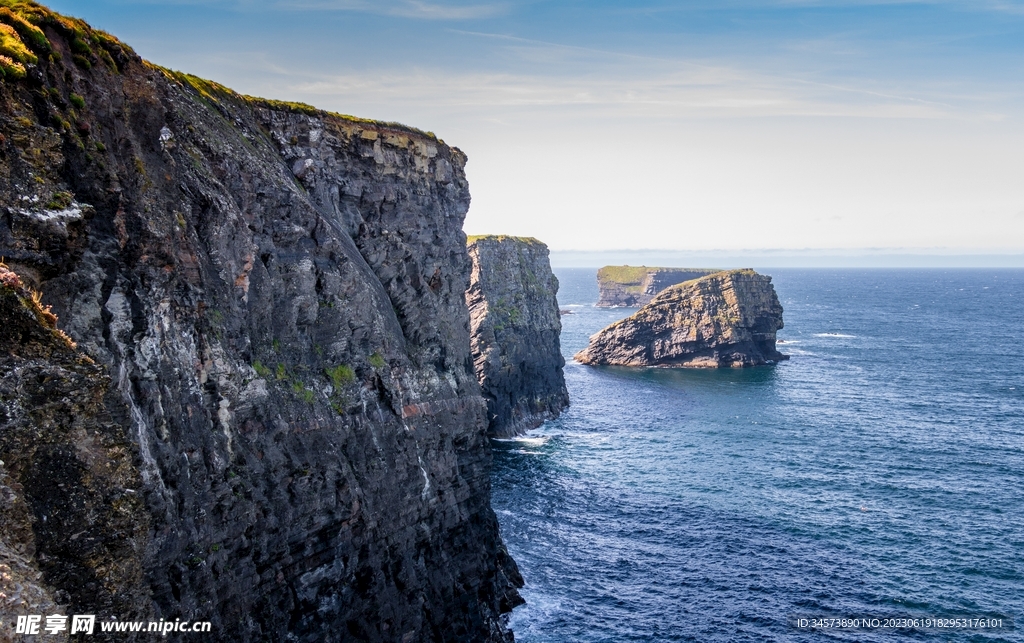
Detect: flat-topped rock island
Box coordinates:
(596, 266, 720, 307)
(576, 269, 788, 368)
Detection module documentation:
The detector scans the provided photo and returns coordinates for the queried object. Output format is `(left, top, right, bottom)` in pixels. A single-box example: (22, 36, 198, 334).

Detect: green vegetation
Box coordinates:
(291, 380, 315, 403)
(163, 69, 234, 105)
(325, 364, 355, 389)
(242, 95, 440, 141)
(0, 6, 49, 54)
(45, 189, 72, 209)
(0, 55, 25, 79)
(489, 296, 523, 331)
(597, 265, 652, 286)
(466, 234, 543, 246)
(0, 23, 35, 64)
(68, 92, 85, 109)
(156, 66, 440, 142)
(0, 14, 32, 79)
(0, 1, 128, 79)
(252, 360, 271, 378)
(369, 352, 386, 369)
(598, 266, 721, 286)
(272, 338, 280, 352)
(275, 363, 286, 380)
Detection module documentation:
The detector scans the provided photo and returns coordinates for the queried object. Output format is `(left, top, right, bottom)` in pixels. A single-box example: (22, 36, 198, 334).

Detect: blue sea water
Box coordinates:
(492, 269, 1024, 642)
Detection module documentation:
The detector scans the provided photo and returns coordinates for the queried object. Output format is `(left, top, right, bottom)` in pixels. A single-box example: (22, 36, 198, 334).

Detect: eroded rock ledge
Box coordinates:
(467, 235, 569, 437)
(596, 266, 719, 307)
(576, 269, 788, 368)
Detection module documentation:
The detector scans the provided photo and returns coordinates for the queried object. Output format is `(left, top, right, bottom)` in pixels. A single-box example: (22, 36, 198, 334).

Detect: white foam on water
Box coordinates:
(813, 333, 856, 338)
(492, 436, 551, 448)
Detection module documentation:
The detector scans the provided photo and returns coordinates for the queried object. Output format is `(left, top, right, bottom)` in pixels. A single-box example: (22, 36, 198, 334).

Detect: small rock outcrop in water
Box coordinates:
(576, 269, 788, 367)
(467, 235, 569, 437)
(596, 266, 720, 307)
(0, 3, 521, 640)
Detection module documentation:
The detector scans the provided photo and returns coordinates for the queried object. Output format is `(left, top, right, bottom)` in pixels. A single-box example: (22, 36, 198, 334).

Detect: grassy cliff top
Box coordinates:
(597, 265, 651, 285)
(0, 0, 131, 80)
(466, 234, 545, 246)
(597, 265, 720, 285)
(0, 0, 441, 142)
(160, 70, 442, 143)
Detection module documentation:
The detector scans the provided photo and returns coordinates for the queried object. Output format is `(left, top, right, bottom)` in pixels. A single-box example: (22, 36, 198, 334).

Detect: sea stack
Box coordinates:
(596, 266, 720, 307)
(576, 269, 788, 367)
(467, 235, 569, 437)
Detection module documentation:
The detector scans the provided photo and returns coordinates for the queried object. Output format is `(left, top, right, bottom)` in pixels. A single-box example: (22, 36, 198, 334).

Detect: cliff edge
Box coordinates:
(466, 236, 569, 437)
(576, 269, 787, 368)
(0, 2, 521, 640)
(596, 266, 719, 307)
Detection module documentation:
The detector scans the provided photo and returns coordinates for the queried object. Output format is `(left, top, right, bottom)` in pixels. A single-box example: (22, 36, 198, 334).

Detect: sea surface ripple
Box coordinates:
(492, 268, 1024, 642)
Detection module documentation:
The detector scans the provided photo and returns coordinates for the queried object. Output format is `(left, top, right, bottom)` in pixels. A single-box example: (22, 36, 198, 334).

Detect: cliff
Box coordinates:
(466, 236, 568, 437)
(575, 269, 787, 367)
(0, 2, 521, 640)
(596, 266, 719, 307)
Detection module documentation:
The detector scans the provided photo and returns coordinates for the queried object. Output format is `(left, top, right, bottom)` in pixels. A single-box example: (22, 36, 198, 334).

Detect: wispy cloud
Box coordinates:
(261, 65, 975, 122)
(273, 0, 507, 19)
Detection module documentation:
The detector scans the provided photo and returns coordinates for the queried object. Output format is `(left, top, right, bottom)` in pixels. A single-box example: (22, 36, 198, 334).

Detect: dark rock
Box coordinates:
(0, 265, 149, 632)
(466, 236, 569, 437)
(0, 4, 521, 641)
(596, 266, 719, 307)
(576, 269, 788, 367)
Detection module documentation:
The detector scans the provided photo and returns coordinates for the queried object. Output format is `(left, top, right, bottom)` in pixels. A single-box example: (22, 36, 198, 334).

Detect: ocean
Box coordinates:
(492, 268, 1024, 642)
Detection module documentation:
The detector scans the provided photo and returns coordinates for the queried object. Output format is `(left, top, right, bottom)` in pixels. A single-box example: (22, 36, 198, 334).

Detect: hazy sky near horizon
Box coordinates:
(49, 0, 1024, 251)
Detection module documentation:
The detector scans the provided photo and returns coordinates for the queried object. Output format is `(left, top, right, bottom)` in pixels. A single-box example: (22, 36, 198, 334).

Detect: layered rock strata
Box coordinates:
(576, 269, 788, 367)
(596, 266, 719, 307)
(0, 3, 521, 641)
(466, 236, 568, 437)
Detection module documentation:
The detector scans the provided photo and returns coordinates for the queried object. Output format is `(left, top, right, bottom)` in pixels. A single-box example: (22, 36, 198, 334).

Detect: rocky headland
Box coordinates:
(0, 2, 521, 640)
(466, 235, 569, 437)
(576, 269, 788, 368)
(596, 266, 719, 307)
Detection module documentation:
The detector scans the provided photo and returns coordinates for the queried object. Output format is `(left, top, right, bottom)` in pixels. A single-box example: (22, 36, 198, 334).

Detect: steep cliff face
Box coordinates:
(0, 265, 148, 635)
(0, 2, 520, 640)
(596, 266, 719, 308)
(576, 269, 787, 368)
(466, 236, 568, 438)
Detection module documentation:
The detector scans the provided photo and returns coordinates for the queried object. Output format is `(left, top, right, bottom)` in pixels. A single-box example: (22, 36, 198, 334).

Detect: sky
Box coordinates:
(47, 0, 1024, 256)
